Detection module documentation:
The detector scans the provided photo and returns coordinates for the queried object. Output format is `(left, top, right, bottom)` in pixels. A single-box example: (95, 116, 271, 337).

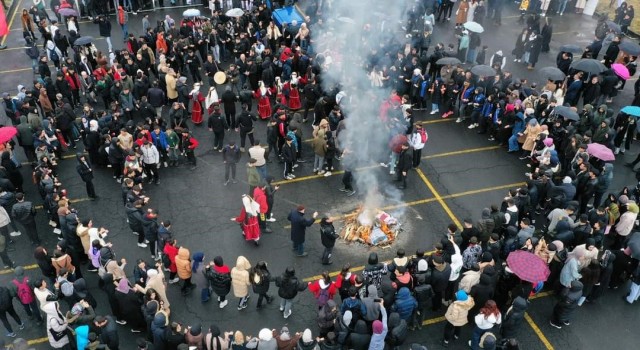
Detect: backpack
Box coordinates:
(12, 278, 34, 304)
(48, 48, 59, 61)
(317, 287, 330, 307)
(419, 129, 428, 143)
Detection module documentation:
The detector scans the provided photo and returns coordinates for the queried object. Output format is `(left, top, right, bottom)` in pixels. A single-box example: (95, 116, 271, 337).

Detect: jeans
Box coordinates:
(508, 134, 520, 151)
(238, 295, 249, 308)
(213, 131, 224, 150)
(212, 45, 220, 63)
(121, 24, 128, 41)
(314, 155, 324, 171)
(280, 298, 293, 314)
(322, 246, 333, 264)
(431, 103, 439, 112)
(627, 281, 640, 303)
(466, 48, 477, 64)
(470, 326, 488, 350)
(558, 0, 568, 13)
(105, 37, 112, 52)
(225, 162, 237, 181)
(256, 165, 267, 180)
(293, 242, 304, 255)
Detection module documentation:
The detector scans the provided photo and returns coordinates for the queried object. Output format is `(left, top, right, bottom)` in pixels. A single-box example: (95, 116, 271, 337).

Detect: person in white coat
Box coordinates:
(43, 301, 72, 349)
(408, 123, 427, 168)
(140, 140, 160, 185)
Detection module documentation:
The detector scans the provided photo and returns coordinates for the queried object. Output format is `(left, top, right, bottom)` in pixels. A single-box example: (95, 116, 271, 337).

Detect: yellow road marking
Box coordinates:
(2, 0, 23, 46)
(0, 264, 38, 275)
(525, 312, 555, 350)
(416, 168, 462, 228)
(28, 337, 48, 345)
(273, 145, 501, 186)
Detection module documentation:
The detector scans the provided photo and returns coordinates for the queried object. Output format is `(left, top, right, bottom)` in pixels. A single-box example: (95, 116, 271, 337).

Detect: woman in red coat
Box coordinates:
(162, 239, 180, 283)
(232, 195, 261, 246)
(287, 73, 302, 110)
(254, 81, 273, 120)
(190, 83, 205, 124)
(307, 271, 340, 307)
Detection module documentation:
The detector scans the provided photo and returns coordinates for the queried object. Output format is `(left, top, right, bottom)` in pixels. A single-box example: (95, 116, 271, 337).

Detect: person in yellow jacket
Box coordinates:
(175, 246, 194, 296)
(231, 256, 251, 310)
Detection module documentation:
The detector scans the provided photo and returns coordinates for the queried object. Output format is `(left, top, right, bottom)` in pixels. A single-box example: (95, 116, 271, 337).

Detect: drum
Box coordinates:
(214, 72, 227, 85)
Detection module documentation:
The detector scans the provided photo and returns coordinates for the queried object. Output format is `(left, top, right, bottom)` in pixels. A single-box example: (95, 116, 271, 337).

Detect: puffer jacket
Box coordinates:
(175, 247, 192, 279)
(391, 287, 417, 321)
(231, 256, 251, 297)
(444, 296, 475, 326)
(501, 296, 528, 338)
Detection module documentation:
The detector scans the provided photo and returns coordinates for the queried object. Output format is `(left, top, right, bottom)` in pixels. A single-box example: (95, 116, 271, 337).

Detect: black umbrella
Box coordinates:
(558, 44, 582, 54)
(538, 67, 566, 81)
(606, 20, 622, 34)
(570, 58, 607, 74)
(470, 64, 496, 77)
(73, 36, 93, 46)
(619, 41, 640, 56)
(436, 57, 461, 65)
(553, 106, 579, 121)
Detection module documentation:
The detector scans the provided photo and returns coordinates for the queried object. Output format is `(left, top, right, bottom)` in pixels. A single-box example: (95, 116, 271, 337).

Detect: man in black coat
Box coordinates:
(94, 315, 120, 350)
(303, 79, 321, 122)
(287, 205, 318, 257)
(11, 193, 40, 245)
(396, 143, 412, 189)
(236, 104, 257, 151)
(320, 217, 338, 265)
(220, 86, 237, 129)
(76, 154, 97, 200)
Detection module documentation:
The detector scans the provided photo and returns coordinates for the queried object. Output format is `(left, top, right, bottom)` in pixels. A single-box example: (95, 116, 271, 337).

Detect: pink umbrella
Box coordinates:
(587, 143, 615, 161)
(0, 127, 17, 144)
(612, 63, 630, 80)
(506, 250, 550, 283)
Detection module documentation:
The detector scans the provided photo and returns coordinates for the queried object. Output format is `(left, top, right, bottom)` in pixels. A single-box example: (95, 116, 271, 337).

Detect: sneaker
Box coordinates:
(164, 162, 168, 168)
(232, 179, 238, 184)
(132, 231, 139, 236)
(338, 188, 349, 192)
(430, 109, 439, 115)
(131, 329, 142, 333)
(224, 180, 229, 186)
(468, 124, 475, 129)
(137, 243, 148, 248)
(6, 332, 16, 338)
(296, 252, 309, 257)
(389, 170, 396, 175)
(285, 175, 294, 180)
(313, 168, 318, 173)
(151, 255, 156, 260)
(144, 240, 149, 244)
(549, 321, 562, 329)
(279, 306, 284, 311)
(562, 321, 570, 326)
(283, 310, 292, 318)
(9, 231, 21, 237)
(115, 319, 127, 325)
(379, 162, 388, 168)
(48, 220, 57, 227)
(347, 190, 357, 197)
(219, 300, 228, 309)
(324, 171, 332, 177)
(267, 217, 276, 222)
(18, 323, 24, 330)
(293, 164, 299, 169)
(318, 170, 325, 175)
(456, 118, 463, 123)
(169, 278, 179, 284)
(116, 178, 122, 183)
(289, 174, 296, 178)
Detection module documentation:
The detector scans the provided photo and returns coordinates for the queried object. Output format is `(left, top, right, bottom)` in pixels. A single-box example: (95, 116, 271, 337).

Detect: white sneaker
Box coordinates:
(48, 220, 57, 227)
(324, 171, 332, 177)
(390, 170, 396, 175)
(313, 168, 318, 173)
(267, 217, 276, 222)
(293, 164, 299, 169)
(164, 162, 168, 168)
(379, 162, 388, 168)
(318, 170, 325, 175)
(456, 118, 462, 123)
(137, 243, 148, 248)
(9, 231, 21, 237)
(279, 306, 284, 311)
(430, 110, 437, 115)
(132, 231, 139, 235)
(169, 278, 179, 284)
(468, 124, 475, 129)
(219, 300, 228, 308)
(289, 174, 296, 178)
(283, 310, 292, 318)
(53, 228, 62, 235)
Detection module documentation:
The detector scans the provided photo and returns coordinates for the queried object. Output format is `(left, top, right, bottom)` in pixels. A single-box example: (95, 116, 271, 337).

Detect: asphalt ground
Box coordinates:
(0, 2, 639, 350)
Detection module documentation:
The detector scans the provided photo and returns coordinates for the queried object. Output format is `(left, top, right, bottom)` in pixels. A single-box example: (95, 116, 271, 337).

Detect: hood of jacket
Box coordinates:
(367, 285, 379, 298)
(178, 247, 190, 260)
(235, 256, 251, 270)
(152, 313, 167, 328)
(556, 220, 571, 233)
(354, 320, 368, 334)
(388, 312, 401, 328)
(397, 286, 411, 300)
(512, 296, 528, 311)
(479, 273, 492, 286)
(19, 115, 28, 125)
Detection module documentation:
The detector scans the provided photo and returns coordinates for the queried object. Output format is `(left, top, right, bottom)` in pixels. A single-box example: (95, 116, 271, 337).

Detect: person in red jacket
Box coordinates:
(162, 239, 179, 284)
(64, 67, 81, 107)
(253, 184, 272, 234)
(180, 129, 199, 170)
(308, 271, 340, 308)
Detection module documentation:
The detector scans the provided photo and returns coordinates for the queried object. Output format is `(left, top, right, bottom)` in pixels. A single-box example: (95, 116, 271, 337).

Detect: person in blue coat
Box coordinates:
(287, 205, 318, 257)
(508, 108, 526, 152)
(392, 287, 418, 321)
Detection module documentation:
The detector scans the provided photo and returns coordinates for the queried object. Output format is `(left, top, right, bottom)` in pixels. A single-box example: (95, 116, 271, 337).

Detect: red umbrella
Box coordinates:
(587, 143, 616, 161)
(0, 127, 17, 144)
(506, 250, 550, 283)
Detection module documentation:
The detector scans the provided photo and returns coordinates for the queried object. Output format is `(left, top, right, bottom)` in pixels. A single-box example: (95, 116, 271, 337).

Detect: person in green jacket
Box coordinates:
(165, 128, 180, 167)
(247, 158, 261, 195)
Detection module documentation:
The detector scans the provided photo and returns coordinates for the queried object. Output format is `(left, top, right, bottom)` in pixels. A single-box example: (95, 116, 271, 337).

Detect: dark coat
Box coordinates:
(275, 271, 307, 299)
(501, 296, 528, 338)
(204, 265, 232, 296)
(287, 210, 314, 244)
(76, 156, 94, 182)
(320, 221, 339, 248)
(115, 289, 146, 330)
(347, 320, 370, 350)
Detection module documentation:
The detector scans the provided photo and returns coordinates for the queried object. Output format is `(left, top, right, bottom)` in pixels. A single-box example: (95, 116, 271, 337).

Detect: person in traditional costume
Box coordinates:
(285, 72, 302, 110)
(254, 81, 273, 120)
(190, 83, 205, 124)
(232, 194, 261, 246)
(274, 77, 287, 106)
(205, 86, 219, 115)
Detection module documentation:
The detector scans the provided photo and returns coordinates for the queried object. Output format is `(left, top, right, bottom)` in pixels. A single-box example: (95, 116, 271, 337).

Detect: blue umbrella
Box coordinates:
(621, 106, 640, 117)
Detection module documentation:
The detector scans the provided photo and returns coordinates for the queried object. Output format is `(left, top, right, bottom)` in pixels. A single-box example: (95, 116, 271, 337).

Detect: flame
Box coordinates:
(340, 206, 398, 246)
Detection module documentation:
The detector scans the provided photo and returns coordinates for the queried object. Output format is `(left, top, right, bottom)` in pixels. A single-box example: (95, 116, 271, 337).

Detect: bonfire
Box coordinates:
(340, 206, 401, 247)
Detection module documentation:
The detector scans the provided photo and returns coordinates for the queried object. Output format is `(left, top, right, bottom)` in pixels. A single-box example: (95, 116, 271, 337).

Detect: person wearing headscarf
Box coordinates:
(367, 302, 388, 350)
(560, 247, 584, 288)
(114, 278, 145, 332)
(186, 323, 204, 350)
(137, 266, 170, 310)
(296, 329, 318, 350)
(43, 301, 71, 348)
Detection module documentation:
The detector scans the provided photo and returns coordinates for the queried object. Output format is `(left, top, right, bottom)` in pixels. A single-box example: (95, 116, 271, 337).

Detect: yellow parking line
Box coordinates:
(273, 145, 501, 186)
(28, 337, 48, 345)
(525, 312, 555, 350)
(2, 0, 23, 46)
(0, 264, 38, 275)
(416, 168, 462, 228)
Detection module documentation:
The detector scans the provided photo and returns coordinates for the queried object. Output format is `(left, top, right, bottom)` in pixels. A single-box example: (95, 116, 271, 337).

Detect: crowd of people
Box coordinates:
(0, 0, 640, 349)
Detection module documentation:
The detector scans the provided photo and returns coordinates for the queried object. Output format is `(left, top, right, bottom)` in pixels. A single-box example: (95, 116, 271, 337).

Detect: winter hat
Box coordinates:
(619, 195, 629, 204)
(482, 208, 491, 218)
(481, 252, 493, 263)
(417, 259, 428, 272)
(13, 266, 24, 278)
(147, 269, 158, 278)
(259, 328, 273, 341)
(192, 252, 204, 272)
(456, 290, 468, 301)
(372, 320, 384, 334)
(543, 138, 554, 147)
(562, 176, 572, 184)
(343, 311, 353, 326)
(302, 329, 312, 343)
(190, 324, 202, 336)
(480, 332, 497, 349)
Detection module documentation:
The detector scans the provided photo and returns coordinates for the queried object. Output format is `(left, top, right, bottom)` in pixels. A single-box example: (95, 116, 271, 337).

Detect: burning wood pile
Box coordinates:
(340, 206, 401, 246)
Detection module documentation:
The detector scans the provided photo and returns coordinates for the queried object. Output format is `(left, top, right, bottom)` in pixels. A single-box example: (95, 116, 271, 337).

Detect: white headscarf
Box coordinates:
(205, 87, 219, 109)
